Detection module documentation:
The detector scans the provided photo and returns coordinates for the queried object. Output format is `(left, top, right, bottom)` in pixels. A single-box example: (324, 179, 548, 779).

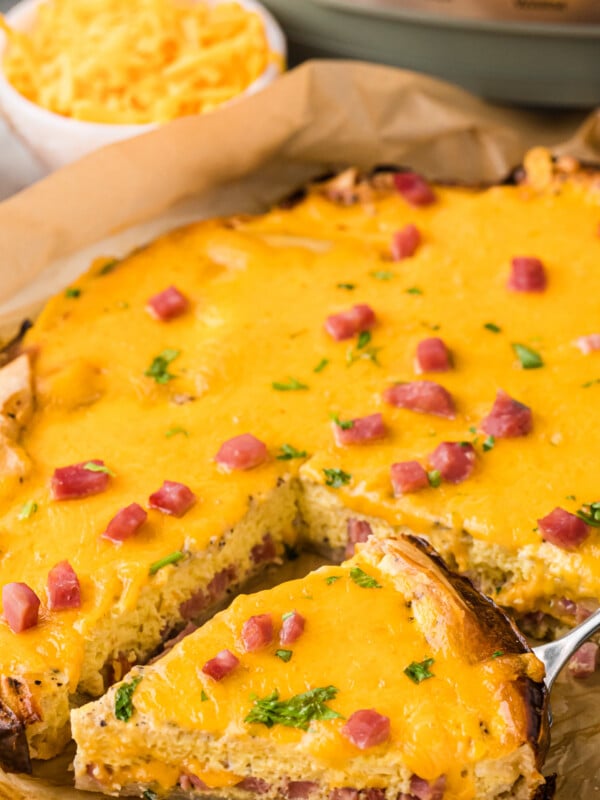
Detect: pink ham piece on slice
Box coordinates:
(47, 561, 81, 610)
(285, 781, 319, 798)
(574, 334, 600, 354)
(538, 507, 589, 550)
(330, 790, 359, 800)
(148, 480, 196, 517)
(568, 642, 598, 678)
(236, 777, 271, 794)
(391, 224, 421, 261)
(51, 460, 110, 500)
(341, 708, 390, 750)
(429, 442, 476, 484)
(409, 774, 447, 800)
(480, 390, 532, 438)
(324, 304, 376, 341)
(393, 171, 436, 206)
(242, 614, 273, 651)
(345, 518, 372, 558)
(201, 649, 239, 681)
(383, 381, 455, 419)
(508, 256, 547, 292)
(179, 774, 209, 791)
(146, 285, 189, 321)
(280, 611, 305, 645)
(332, 413, 386, 446)
(251, 534, 277, 565)
(102, 503, 147, 543)
(415, 338, 452, 373)
(2, 582, 40, 633)
(391, 461, 430, 496)
(215, 433, 268, 471)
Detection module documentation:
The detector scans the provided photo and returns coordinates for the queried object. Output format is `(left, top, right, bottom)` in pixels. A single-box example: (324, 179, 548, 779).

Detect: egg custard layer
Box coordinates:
(0, 151, 598, 767)
(71, 536, 547, 800)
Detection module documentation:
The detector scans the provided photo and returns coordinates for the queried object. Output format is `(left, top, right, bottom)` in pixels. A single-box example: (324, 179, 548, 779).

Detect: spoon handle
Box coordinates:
(533, 607, 600, 690)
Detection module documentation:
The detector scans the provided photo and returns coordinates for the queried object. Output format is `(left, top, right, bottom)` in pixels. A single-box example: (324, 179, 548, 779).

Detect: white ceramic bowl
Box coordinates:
(0, 0, 286, 171)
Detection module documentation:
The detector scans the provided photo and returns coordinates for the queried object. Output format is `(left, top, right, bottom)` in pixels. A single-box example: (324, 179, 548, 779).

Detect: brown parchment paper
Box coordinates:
(0, 60, 599, 799)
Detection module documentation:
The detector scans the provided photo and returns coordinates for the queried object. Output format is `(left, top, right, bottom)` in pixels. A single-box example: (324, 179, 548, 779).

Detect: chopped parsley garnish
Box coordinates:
(325, 575, 342, 585)
(275, 649, 293, 662)
(482, 435, 495, 452)
(65, 287, 81, 298)
(582, 378, 600, 388)
(406, 286, 423, 295)
(18, 500, 38, 520)
(83, 461, 115, 476)
(314, 358, 329, 373)
(149, 550, 185, 575)
(576, 501, 600, 528)
(114, 675, 142, 722)
(282, 611, 294, 621)
(98, 258, 119, 276)
(337, 283, 356, 290)
(272, 377, 309, 391)
(492, 651, 504, 659)
(200, 690, 209, 702)
(484, 323, 502, 333)
(244, 686, 343, 730)
(427, 470, 442, 488)
(331, 413, 354, 430)
(276, 444, 308, 460)
(357, 330, 372, 349)
(566, 494, 576, 501)
(165, 426, 189, 438)
(346, 331, 382, 366)
(145, 348, 180, 384)
(323, 468, 351, 488)
(512, 343, 543, 369)
(371, 270, 395, 281)
(404, 658, 435, 684)
(349, 567, 382, 589)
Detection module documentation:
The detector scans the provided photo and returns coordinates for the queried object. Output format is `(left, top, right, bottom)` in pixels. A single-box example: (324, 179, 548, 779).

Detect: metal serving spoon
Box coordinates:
(533, 607, 600, 691)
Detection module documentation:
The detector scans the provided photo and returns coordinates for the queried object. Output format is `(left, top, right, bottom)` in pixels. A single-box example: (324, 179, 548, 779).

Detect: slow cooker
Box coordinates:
(263, 0, 600, 107)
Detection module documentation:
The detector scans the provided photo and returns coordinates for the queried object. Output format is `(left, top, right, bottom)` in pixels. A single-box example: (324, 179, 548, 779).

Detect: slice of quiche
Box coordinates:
(71, 535, 550, 800)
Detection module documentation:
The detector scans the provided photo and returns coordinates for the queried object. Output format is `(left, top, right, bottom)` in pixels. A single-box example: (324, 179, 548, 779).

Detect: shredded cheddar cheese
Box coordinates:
(0, 0, 274, 124)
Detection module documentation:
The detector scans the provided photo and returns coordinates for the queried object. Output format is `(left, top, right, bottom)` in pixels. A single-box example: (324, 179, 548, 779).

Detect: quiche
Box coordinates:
(71, 534, 550, 800)
(0, 147, 598, 777)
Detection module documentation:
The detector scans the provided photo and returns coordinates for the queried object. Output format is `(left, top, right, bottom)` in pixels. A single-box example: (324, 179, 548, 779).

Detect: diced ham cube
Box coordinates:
(251, 534, 277, 564)
(146, 286, 189, 321)
(286, 781, 319, 798)
(538, 507, 589, 550)
(330, 790, 359, 800)
(148, 481, 196, 517)
(568, 642, 598, 678)
(2, 582, 40, 633)
(215, 433, 268, 471)
(391, 461, 430, 496)
(383, 381, 455, 419)
(242, 614, 273, 651)
(415, 338, 452, 373)
(324, 304, 376, 341)
(47, 561, 81, 610)
(236, 777, 271, 794)
(410, 774, 447, 800)
(201, 649, 239, 680)
(280, 611, 305, 645)
(207, 565, 237, 601)
(574, 334, 600, 354)
(393, 171, 436, 206)
(101, 503, 147, 543)
(345, 518, 372, 559)
(391, 224, 421, 261)
(332, 413, 386, 446)
(480, 390, 532, 438)
(51, 460, 110, 500)
(508, 256, 547, 292)
(340, 708, 390, 749)
(429, 442, 476, 484)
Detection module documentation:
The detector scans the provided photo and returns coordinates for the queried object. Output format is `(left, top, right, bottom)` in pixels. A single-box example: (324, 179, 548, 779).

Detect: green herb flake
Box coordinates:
(404, 658, 435, 684)
(282, 611, 294, 621)
(349, 567, 382, 589)
(272, 377, 309, 391)
(371, 270, 395, 281)
(143, 791, 158, 800)
(200, 690, 209, 702)
(484, 323, 502, 334)
(468, 426, 477, 434)
(244, 686, 343, 731)
(427, 470, 442, 488)
(149, 551, 185, 576)
(492, 651, 504, 659)
(330, 413, 354, 430)
(275, 649, 293, 663)
(512, 343, 544, 370)
(314, 358, 329, 373)
(576, 501, 600, 528)
(18, 500, 38, 520)
(566, 494, 576, 501)
(323, 468, 351, 488)
(482, 435, 495, 452)
(357, 330, 372, 349)
(165, 426, 189, 438)
(114, 675, 142, 722)
(276, 444, 308, 461)
(346, 340, 382, 367)
(406, 286, 423, 296)
(65, 287, 81, 298)
(83, 461, 115, 476)
(325, 575, 342, 585)
(144, 348, 180, 384)
(337, 283, 356, 290)
(98, 258, 119, 276)
(582, 378, 600, 388)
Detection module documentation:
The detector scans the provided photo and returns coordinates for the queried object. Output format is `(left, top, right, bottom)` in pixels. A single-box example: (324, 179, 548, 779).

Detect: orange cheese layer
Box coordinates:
(1, 175, 600, 686)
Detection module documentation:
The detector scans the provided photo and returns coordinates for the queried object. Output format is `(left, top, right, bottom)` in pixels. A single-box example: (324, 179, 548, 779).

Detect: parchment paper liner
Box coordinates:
(0, 60, 598, 798)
